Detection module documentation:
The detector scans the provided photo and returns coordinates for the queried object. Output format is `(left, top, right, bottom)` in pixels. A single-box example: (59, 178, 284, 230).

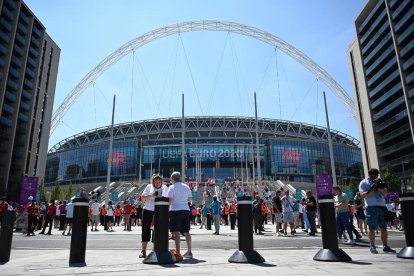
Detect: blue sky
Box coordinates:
(24, 0, 367, 149)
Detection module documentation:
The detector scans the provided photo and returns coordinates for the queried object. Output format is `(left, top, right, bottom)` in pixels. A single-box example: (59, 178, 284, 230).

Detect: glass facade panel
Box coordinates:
(45, 118, 363, 186)
(269, 139, 362, 183)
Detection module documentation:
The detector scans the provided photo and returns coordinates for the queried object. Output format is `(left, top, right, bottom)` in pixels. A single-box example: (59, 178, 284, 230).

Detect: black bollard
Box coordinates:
(207, 212, 212, 230)
(313, 194, 352, 262)
(69, 198, 89, 267)
(230, 212, 236, 230)
(143, 197, 177, 264)
(228, 196, 265, 263)
(0, 210, 16, 263)
(397, 192, 414, 259)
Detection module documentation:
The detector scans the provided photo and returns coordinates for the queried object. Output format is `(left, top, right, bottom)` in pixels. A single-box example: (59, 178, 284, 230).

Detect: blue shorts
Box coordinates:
(366, 206, 387, 230)
(169, 210, 191, 233)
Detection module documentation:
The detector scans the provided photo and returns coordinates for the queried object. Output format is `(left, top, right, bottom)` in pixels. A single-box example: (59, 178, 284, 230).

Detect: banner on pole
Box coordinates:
(315, 173, 333, 197)
(20, 176, 39, 205)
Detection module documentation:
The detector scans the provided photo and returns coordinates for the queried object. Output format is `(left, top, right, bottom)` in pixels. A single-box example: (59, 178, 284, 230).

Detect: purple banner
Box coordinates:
(385, 192, 399, 203)
(19, 176, 39, 206)
(315, 173, 333, 197)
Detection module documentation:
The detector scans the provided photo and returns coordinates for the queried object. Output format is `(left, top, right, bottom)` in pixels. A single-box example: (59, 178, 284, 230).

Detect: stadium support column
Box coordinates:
(323, 92, 337, 187)
(181, 93, 186, 179)
(106, 95, 116, 203)
(254, 92, 262, 191)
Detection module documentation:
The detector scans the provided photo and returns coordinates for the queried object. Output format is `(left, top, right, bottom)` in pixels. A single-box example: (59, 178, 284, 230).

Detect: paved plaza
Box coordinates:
(1, 224, 413, 275)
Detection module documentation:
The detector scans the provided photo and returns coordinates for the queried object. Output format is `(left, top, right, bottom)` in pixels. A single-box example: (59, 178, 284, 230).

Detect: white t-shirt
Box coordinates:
(56, 207, 60, 216)
(66, 202, 74, 218)
(165, 182, 192, 211)
(141, 184, 167, 211)
(107, 204, 114, 216)
(92, 202, 100, 215)
(282, 196, 294, 212)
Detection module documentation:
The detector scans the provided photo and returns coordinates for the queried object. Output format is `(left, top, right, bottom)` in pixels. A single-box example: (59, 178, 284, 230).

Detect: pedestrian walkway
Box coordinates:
(1, 246, 414, 275)
(2, 223, 412, 275)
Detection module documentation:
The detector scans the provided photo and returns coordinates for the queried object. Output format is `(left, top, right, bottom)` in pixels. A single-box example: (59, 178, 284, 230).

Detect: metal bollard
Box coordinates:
(228, 196, 265, 263)
(397, 192, 414, 259)
(207, 212, 212, 230)
(69, 198, 89, 266)
(143, 197, 176, 264)
(0, 210, 16, 263)
(230, 212, 236, 230)
(313, 194, 352, 262)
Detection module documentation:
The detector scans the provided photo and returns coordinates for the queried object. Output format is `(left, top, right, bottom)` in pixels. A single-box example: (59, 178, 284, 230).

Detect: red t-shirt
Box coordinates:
(0, 201, 9, 214)
(47, 204, 57, 217)
(27, 204, 37, 216)
(123, 204, 132, 215)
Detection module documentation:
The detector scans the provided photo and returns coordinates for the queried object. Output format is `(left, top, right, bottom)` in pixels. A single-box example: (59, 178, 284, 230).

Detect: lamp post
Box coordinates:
(402, 161, 408, 192)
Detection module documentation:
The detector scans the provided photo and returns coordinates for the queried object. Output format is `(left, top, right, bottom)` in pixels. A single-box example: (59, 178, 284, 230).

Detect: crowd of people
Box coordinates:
(0, 167, 404, 257)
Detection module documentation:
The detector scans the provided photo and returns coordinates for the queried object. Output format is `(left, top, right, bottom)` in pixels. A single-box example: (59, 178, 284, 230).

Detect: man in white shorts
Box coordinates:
(282, 190, 296, 236)
(91, 199, 100, 231)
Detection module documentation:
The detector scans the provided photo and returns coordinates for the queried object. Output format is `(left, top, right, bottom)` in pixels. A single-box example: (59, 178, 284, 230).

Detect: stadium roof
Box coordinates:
(49, 116, 359, 153)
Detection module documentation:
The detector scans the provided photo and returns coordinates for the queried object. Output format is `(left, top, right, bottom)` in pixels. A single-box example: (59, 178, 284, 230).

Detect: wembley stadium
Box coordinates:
(45, 116, 363, 189)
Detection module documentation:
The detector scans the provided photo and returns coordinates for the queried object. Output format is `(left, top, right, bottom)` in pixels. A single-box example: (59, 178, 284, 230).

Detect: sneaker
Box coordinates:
(370, 245, 378, 254)
(383, 246, 396, 253)
(276, 232, 281, 237)
(183, 252, 193, 259)
(346, 239, 355, 246)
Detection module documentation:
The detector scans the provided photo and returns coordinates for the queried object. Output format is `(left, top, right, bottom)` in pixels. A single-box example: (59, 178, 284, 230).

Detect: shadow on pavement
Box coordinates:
(181, 258, 206, 264)
(349, 260, 372, 265)
(159, 264, 180, 268)
(252, 262, 277, 267)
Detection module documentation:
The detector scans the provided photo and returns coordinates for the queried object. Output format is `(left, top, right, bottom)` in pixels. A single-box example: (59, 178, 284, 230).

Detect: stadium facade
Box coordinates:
(45, 116, 363, 186)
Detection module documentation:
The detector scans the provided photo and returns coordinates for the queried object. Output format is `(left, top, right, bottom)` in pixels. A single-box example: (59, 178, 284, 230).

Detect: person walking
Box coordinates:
(106, 201, 115, 232)
(253, 196, 264, 235)
(229, 201, 237, 230)
(305, 190, 317, 236)
(114, 204, 122, 226)
(58, 201, 67, 231)
(139, 174, 166, 258)
(62, 200, 74, 236)
(333, 187, 355, 245)
(91, 199, 100, 231)
(359, 168, 396, 254)
(272, 190, 283, 236)
(281, 190, 296, 236)
(26, 200, 38, 236)
(211, 196, 221, 235)
(200, 204, 208, 229)
(40, 200, 56, 235)
(123, 200, 132, 231)
(165, 171, 193, 258)
(354, 193, 368, 235)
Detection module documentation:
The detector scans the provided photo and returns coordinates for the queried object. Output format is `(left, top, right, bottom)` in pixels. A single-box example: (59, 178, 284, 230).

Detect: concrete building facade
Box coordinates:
(348, 0, 414, 187)
(0, 0, 60, 201)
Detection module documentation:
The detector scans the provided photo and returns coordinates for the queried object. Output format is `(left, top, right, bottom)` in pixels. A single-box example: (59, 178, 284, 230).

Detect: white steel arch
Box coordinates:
(51, 20, 355, 135)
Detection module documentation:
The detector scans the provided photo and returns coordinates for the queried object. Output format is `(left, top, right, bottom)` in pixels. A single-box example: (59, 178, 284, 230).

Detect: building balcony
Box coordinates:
(2, 103, 15, 115)
(375, 109, 408, 133)
(5, 91, 17, 103)
(379, 138, 413, 158)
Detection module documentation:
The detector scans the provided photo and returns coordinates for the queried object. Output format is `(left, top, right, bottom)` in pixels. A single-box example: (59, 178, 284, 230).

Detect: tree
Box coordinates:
(51, 178, 64, 202)
(38, 178, 46, 202)
(65, 182, 75, 200)
(410, 172, 414, 192)
(383, 165, 401, 192)
(348, 176, 359, 193)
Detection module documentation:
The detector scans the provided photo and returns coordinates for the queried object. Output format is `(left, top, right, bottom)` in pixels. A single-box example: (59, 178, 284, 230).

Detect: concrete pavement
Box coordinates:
(1, 224, 413, 275)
